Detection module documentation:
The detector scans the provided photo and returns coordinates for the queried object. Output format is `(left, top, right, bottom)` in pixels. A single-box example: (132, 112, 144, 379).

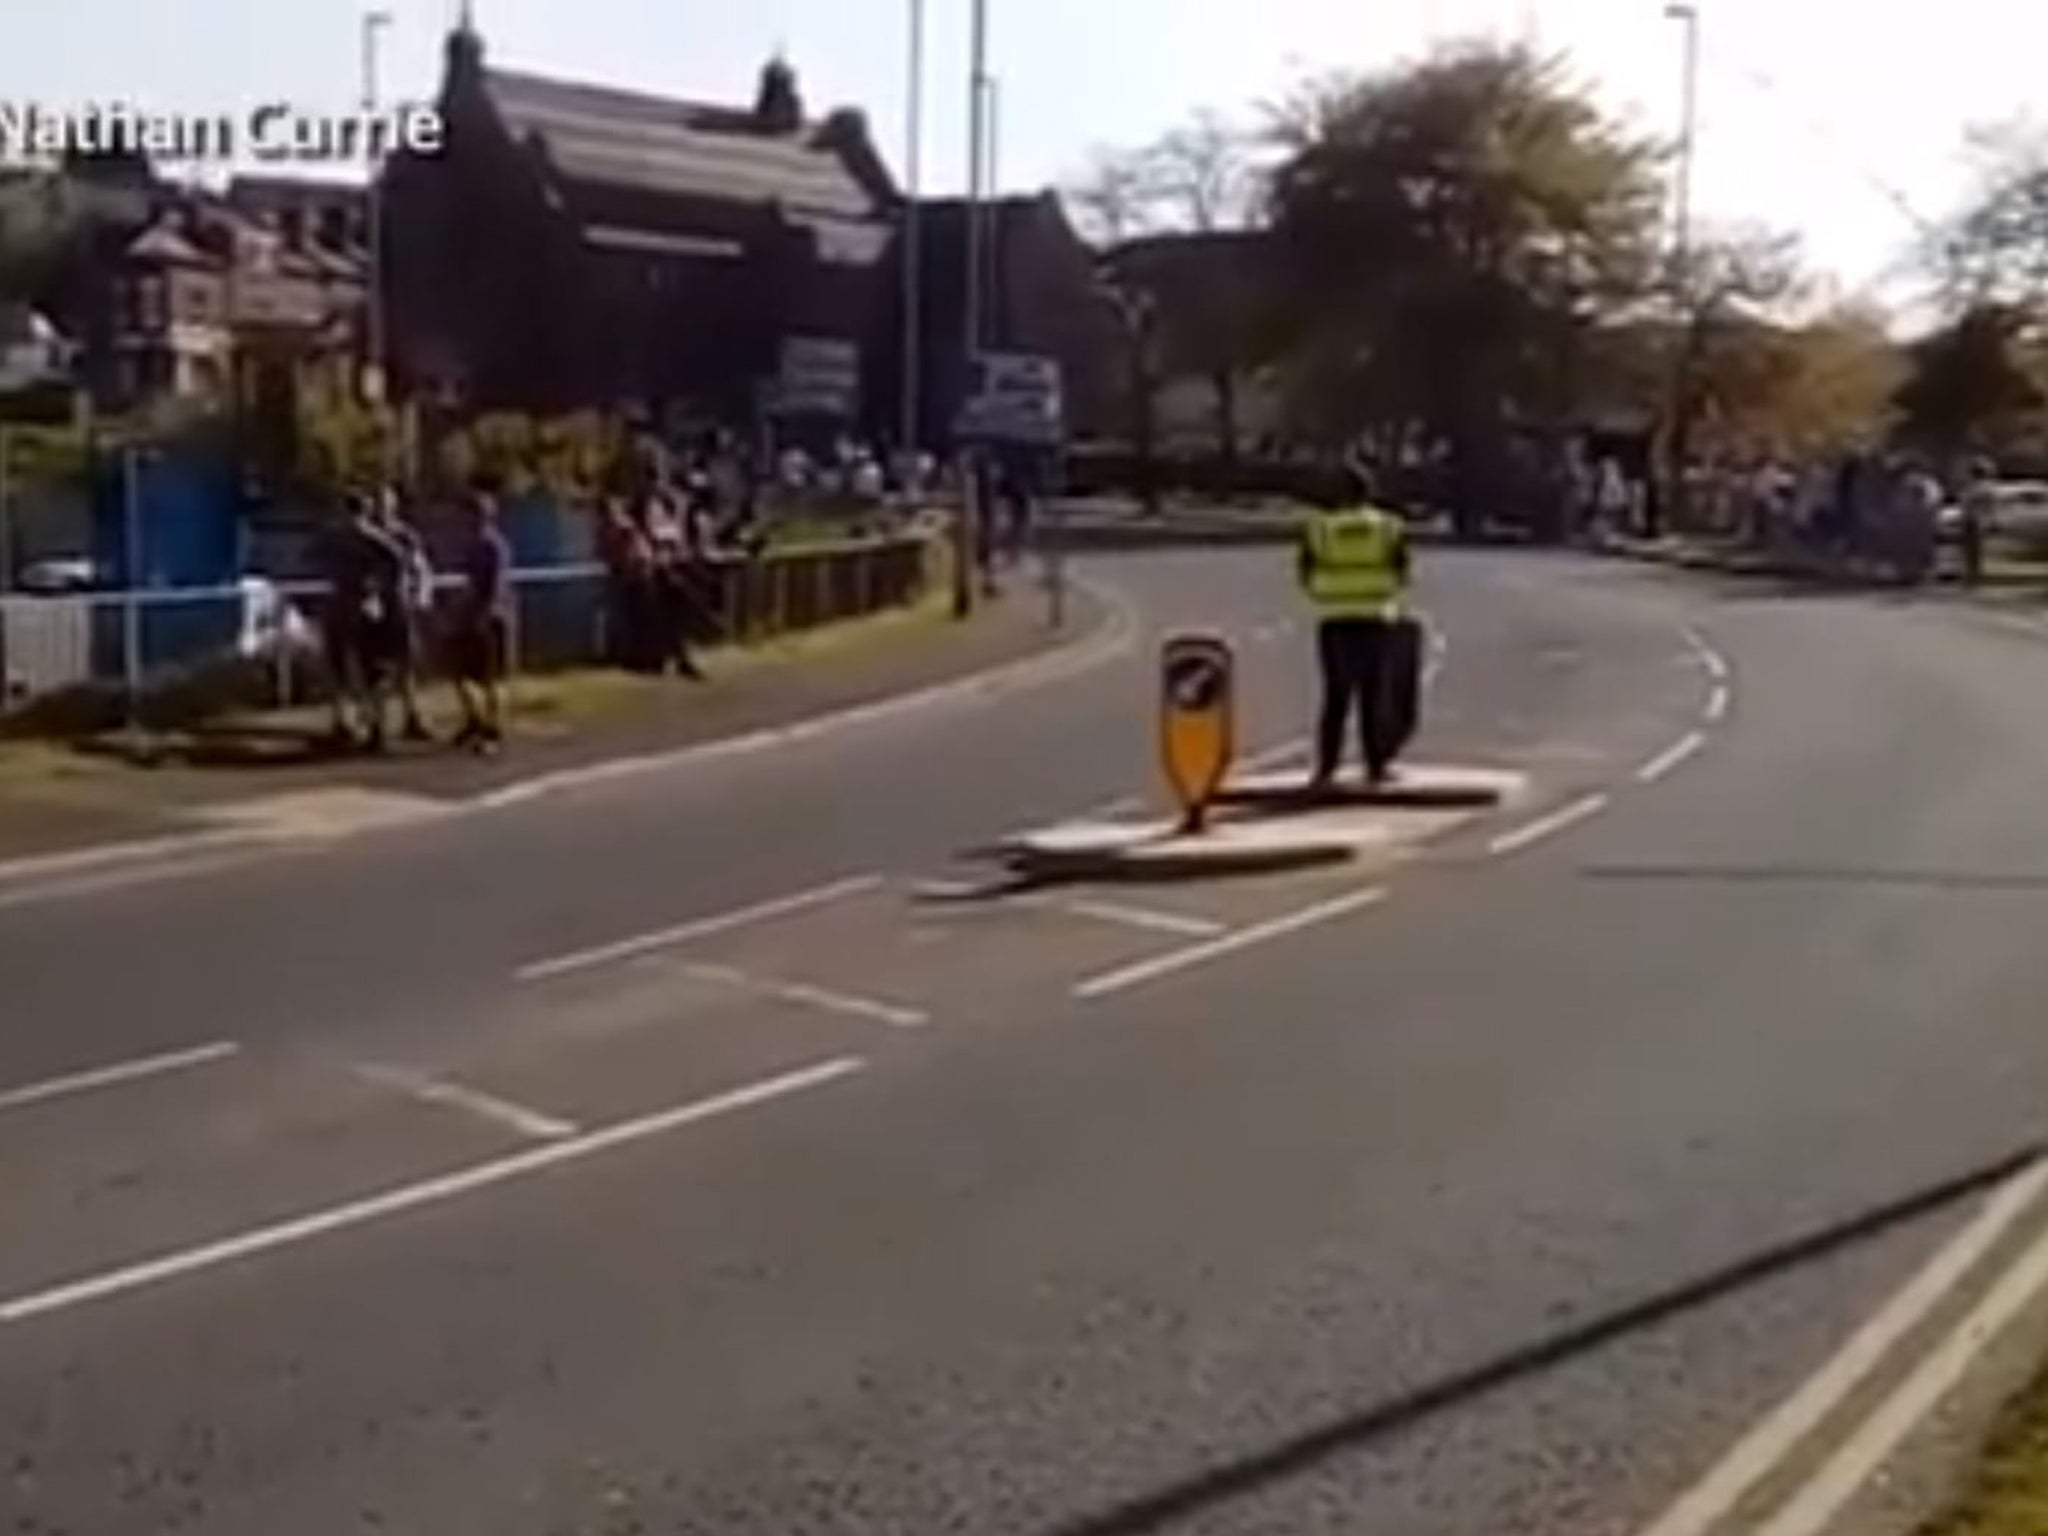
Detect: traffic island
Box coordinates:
(1214, 763, 1524, 813)
(986, 764, 1527, 884)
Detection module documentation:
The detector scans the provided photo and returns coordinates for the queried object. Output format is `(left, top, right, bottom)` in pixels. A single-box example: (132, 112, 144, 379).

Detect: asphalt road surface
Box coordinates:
(6, 547, 2048, 1535)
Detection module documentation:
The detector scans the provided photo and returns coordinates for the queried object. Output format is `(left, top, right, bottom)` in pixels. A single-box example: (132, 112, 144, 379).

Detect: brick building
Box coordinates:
(381, 20, 898, 433)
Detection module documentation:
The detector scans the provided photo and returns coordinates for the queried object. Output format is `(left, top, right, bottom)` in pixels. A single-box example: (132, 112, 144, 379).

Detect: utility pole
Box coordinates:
(900, 0, 926, 476)
(1662, 0, 1700, 540)
(956, 0, 990, 618)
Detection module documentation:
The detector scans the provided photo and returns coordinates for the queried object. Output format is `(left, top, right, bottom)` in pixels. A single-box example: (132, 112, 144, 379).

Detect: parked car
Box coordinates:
(13, 556, 107, 595)
(1986, 481, 2048, 543)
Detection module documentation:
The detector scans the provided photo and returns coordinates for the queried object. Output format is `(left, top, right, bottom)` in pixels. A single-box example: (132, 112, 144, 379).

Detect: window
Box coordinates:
(138, 275, 166, 330)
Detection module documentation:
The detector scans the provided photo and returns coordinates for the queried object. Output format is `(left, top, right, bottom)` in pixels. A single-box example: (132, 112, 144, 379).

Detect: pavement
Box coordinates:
(8, 547, 2048, 1533)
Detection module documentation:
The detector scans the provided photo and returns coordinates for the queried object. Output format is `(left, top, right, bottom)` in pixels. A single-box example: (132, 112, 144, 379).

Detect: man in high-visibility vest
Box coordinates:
(1299, 463, 1414, 789)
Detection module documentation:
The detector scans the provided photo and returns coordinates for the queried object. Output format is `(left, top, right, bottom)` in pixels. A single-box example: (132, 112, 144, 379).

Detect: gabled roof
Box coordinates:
(481, 66, 879, 221)
(125, 216, 213, 268)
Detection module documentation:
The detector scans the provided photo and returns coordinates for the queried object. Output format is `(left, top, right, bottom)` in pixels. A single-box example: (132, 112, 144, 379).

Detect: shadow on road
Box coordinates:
(1030, 1144, 2042, 1536)
(1584, 862, 2048, 894)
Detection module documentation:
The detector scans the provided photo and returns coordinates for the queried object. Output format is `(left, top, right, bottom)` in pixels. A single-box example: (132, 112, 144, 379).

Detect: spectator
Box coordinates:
(1960, 458, 1994, 587)
(600, 498, 660, 673)
(373, 487, 434, 743)
(318, 496, 379, 751)
(643, 489, 707, 680)
(450, 489, 512, 754)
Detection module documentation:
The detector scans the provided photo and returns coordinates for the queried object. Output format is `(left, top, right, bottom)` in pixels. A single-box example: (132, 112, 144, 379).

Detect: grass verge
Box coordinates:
(1917, 1355, 2048, 1536)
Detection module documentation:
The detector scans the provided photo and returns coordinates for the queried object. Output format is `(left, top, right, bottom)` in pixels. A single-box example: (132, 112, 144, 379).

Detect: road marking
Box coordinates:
(1705, 685, 1731, 722)
(1487, 793, 1609, 857)
(1635, 731, 1707, 785)
(0, 1041, 241, 1114)
(1987, 611, 2048, 639)
(1242, 736, 1310, 772)
(351, 1063, 579, 1142)
(1754, 1163, 2048, 1536)
(1634, 1157, 2048, 1536)
(0, 1057, 866, 1326)
(681, 962, 931, 1030)
(1054, 898, 1228, 938)
(0, 828, 267, 890)
(1075, 887, 1388, 1000)
(517, 874, 884, 983)
(0, 849, 275, 915)
(1683, 624, 1731, 681)
(475, 578, 1139, 812)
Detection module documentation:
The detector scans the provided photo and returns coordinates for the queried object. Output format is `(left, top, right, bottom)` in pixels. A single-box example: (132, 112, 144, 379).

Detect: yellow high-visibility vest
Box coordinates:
(1301, 507, 1405, 619)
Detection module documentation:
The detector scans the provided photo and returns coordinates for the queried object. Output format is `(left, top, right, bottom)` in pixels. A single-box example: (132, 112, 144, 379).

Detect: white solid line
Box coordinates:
(1754, 1164, 2048, 1536)
(0, 1057, 866, 1326)
(0, 1041, 241, 1114)
(1635, 1157, 2048, 1536)
(1242, 735, 1311, 772)
(474, 578, 1139, 812)
(0, 828, 265, 889)
(1075, 887, 1388, 1000)
(1487, 793, 1610, 857)
(0, 848, 274, 916)
(1057, 898, 1228, 938)
(1635, 731, 1707, 785)
(517, 874, 884, 983)
(1705, 685, 1731, 723)
(682, 963, 931, 1030)
(351, 1063, 580, 1142)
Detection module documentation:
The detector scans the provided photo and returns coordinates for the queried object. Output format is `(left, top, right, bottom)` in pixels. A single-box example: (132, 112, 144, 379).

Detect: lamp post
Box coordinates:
(361, 9, 395, 409)
(900, 0, 925, 471)
(1661, 0, 1699, 540)
(955, 0, 991, 618)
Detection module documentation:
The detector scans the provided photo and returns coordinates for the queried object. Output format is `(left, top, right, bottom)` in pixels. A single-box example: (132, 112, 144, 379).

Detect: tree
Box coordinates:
(1141, 111, 1265, 468)
(1930, 121, 2048, 312)
(1067, 114, 1270, 471)
(1064, 147, 1157, 247)
(1894, 302, 2043, 458)
(1265, 43, 1663, 534)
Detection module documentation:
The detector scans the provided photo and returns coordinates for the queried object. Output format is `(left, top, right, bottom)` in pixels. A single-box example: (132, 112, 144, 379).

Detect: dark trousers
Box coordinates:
(1316, 616, 1412, 780)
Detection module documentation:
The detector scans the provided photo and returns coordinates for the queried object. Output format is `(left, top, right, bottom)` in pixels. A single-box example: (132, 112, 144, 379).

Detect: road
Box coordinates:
(5, 546, 2048, 1534)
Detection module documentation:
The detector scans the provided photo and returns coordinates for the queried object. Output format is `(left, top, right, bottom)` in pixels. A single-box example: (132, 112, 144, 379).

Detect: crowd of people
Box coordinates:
(1566, 449, 2002, 586)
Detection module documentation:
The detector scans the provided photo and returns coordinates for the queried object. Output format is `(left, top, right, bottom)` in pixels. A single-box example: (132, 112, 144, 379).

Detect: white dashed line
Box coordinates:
(1637, 1157, 2048, 1536)
(0, 1041, 241, 1114)
(0, 1057, 867, 1326)
(1075, 887, 1387, 1000)
(1635, 731, 1707, 785)
(1706, 685, 1730, 722)
(351, 1062, 580, 1142)
(681, 962, 931, 1030)
(1487, 793, 1609, 857)
(1681, 623, 1730, 680)
(517, 874, 883, 982)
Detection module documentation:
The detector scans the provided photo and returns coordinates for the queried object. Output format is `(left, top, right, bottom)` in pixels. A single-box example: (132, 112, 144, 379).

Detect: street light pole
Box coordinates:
(361, 10, 395, 412)
(900, 0, 926, 474)
(956, 0, 991, 619)
(1662, 0, 1700, 541)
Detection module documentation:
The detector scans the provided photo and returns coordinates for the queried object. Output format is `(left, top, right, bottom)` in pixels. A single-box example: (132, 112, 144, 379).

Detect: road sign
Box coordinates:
(1159, 633, 1235, 832)
(765, 335, 860, 419)
(954, 351, 1063, 446)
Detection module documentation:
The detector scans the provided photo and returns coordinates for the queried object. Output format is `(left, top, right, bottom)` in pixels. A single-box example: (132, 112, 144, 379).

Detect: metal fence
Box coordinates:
(0, 534, 933, 728)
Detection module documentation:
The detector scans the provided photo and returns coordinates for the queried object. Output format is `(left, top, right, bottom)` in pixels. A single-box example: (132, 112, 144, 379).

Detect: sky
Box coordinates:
(4, 0, 2045, 307)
